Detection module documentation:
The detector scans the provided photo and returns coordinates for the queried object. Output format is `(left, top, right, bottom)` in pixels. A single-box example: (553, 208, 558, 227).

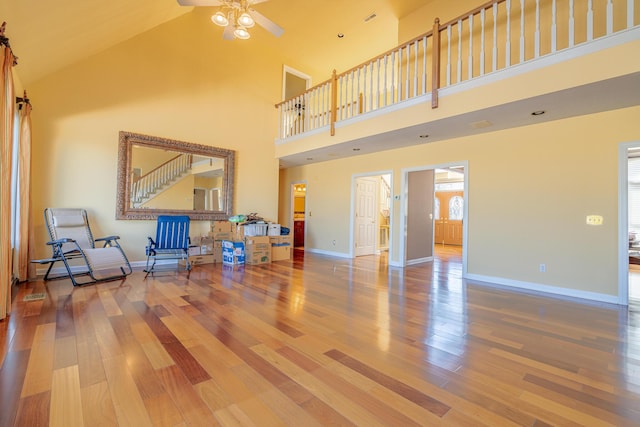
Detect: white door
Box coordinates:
(355, 177, 377, 256)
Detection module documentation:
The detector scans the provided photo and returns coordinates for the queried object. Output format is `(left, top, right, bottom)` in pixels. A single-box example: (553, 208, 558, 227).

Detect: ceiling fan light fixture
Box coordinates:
(211, 11, 229, 27)
(238, 12, 255, 28)
(234, 26, 250, 39)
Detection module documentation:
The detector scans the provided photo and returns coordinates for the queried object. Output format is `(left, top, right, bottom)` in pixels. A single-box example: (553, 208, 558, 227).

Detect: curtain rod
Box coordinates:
(0, 22, 19, 66)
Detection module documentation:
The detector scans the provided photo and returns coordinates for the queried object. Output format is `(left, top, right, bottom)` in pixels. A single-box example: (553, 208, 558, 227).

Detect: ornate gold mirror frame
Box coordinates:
(116, 131, 235, 220)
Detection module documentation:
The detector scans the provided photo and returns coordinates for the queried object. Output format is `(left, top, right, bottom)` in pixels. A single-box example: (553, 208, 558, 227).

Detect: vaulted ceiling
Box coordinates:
(1, 0, 431, 85)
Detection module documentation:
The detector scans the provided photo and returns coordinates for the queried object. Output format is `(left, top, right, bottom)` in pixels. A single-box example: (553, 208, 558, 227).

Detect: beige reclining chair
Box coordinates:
(33, 208, 132, 286)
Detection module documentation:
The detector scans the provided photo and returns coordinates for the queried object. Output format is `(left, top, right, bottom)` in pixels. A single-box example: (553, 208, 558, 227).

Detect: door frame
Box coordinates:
(290, 180, 307, 248)
(282, 65, 311, 101)
(617, 141, 640, 305)
(400, 161, 468, 273)
(350, 170, 393, 259)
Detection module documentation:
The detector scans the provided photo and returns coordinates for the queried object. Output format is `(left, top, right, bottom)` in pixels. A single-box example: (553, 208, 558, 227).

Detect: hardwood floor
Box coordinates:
(1, 246, 639, 426)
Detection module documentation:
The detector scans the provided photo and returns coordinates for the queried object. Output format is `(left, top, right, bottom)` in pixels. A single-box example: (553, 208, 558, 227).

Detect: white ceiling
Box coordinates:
(1, 0, 430, 85)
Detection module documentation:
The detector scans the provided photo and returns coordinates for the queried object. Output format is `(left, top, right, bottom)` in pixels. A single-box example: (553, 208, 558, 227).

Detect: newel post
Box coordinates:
(431, 18, 441, 108)
(330, 69, 338, 136)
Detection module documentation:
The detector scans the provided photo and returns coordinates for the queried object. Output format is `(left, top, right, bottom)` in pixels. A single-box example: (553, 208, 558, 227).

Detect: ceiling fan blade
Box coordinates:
(177, 0, 224, 6)
(248, 8, 284, 37)
(222, 25, 235, 40)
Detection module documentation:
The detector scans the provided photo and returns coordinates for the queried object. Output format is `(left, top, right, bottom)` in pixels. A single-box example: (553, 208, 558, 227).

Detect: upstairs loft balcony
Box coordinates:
(275, 0, 640, 167)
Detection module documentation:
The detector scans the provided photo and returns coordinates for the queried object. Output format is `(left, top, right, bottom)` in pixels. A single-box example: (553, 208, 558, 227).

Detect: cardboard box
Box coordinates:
(211, 221, 233, 233)
(209, 231, 234, 241)
(213, 246, 222, 263)
(222, 240, 245, 265)
(245, 235, 271, 264)
(188, 254, 215, 265)
(269, 235, 293, 246)
(188, 245, 201, 256)
(245, 250, 271, 264)
(245, 235, 271, 250)
(200, 236, 214, 254)
(268, 223, 281, 236)
(271, 245, 292, 261)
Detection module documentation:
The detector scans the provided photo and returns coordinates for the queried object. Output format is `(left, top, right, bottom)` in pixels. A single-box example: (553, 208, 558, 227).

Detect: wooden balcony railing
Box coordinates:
(275, 0, 638, 140)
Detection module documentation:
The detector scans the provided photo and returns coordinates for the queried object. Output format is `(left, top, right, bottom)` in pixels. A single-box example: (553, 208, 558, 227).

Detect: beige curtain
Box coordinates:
(17, 99, 32, 281)
(0, 45, 15, 320)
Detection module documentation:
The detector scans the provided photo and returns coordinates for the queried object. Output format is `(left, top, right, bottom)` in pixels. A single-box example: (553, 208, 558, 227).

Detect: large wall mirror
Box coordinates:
(116, 131, 235, 220)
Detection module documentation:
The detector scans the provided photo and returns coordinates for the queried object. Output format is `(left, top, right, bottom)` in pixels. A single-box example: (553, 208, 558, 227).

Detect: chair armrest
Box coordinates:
(47, 238, 75, 245)
(95, 235, 120, 242)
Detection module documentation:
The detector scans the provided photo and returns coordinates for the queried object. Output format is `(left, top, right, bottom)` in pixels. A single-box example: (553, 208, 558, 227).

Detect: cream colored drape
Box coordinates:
(0, 45, 15, 320)
(17, 100, 32, 281)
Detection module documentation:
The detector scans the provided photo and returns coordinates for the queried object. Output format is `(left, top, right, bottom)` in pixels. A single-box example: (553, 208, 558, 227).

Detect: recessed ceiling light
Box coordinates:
(531, 110, 546, 116)
(353, 148, 360, 151)
(306, 157, 313, 161)
(419, 134, 429, 138)
(337, 33, 344, 38)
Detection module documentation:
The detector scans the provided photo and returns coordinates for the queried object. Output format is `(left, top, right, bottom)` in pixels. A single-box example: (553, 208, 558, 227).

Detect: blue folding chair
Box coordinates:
(144, 215, 191, 277)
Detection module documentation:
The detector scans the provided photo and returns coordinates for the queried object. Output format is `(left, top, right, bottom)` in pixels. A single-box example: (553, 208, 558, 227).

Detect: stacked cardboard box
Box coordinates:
(269, 234, 293, 261)
(222, 240, 245, 265)
(245, 236, 271, 264)
(209, 221, 234, 263)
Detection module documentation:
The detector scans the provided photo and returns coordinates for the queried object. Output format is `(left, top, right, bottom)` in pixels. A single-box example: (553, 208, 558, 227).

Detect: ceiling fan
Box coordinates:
(177, 0, 284, 40)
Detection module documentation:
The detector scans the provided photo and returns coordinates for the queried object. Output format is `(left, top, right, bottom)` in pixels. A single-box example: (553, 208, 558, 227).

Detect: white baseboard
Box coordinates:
(304, 248, 351, 259)
(406, 256, 433, 266)
(464, 273, 622, 305)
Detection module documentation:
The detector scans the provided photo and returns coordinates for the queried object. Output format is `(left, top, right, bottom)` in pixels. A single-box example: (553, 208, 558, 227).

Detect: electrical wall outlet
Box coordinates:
(539, 264, 546, 273)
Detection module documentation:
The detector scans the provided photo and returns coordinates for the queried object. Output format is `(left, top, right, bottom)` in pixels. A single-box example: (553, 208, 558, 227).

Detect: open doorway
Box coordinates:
(353, 174, 392, 257)
(291, 182, 306, 249)
(401, 163, 467, 271)
(625, 146, 640, 302)
(283, 66, 311, 101)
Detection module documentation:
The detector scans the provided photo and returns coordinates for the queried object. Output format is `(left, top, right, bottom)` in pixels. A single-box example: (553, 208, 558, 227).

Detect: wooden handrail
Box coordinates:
(439, 0, 506, 29)
(276, 0, 629, 140)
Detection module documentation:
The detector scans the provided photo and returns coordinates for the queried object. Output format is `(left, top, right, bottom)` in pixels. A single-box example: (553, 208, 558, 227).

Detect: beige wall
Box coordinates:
(28, 11, 284, 262)
(280, 105, 640, 298)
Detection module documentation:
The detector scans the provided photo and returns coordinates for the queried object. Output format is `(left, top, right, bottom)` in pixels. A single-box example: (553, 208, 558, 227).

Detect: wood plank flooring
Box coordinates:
(1, 246, 640, 426)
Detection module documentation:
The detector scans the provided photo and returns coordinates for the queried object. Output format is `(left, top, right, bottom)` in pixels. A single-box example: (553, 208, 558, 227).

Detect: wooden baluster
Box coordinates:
(519, 0, 525, 63)
(376, 58, 381, 109)
(432, 18, 441, 108)
(357, 67, 362, 113)
(405, 44, 410, 100)
(390, 52, 396, 105)
(398, 47, 403, 101)
(350, 70, 355, 117)
(304, 92, 310, 131)
(446, 26, 452, 86)
(362, 63, 368, 113)
(413, 40, 419, 97)
(468, 13, 474, 79)
(569, 0, 575, 47)
(422, 35, 427, 95)
(506, 0, 512, 67)
(587, 0, 594, 41)
(551, 0, 557, 52)
(480, 8, 486, 76)
(535, 0, 541, 58)
(457, 20, 463, 82)
(330, 70, 337, 136)
(492, 3, 498, 71)
(382, 56, 388, 106)
(606, 0, 613, 35)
